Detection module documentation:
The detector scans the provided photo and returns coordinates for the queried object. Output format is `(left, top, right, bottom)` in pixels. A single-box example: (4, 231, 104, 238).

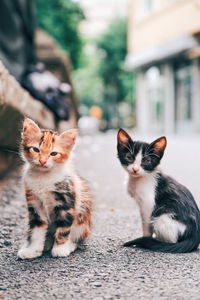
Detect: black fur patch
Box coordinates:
(22, 144, 31, 152)
(58, 231, 70, 238)
(39, 134, 44, 146)
(53, 191, 75, 209)
(55, 213, 74, 228)
(28, 206, 45, 229)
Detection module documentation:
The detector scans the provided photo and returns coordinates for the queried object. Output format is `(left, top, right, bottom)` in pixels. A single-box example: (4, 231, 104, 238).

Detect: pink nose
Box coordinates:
(133, 166, 139, 173)
(39, 160, 46, 166)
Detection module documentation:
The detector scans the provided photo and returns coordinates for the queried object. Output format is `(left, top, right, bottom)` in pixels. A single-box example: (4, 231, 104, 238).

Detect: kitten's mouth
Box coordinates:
(130, 172, 141, 177)
(36, 164, 48, 169)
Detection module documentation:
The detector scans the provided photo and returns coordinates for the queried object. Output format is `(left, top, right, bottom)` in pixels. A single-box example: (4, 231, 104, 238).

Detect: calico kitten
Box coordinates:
(18, 118, 93, 259)
(117, 129, 200, 253)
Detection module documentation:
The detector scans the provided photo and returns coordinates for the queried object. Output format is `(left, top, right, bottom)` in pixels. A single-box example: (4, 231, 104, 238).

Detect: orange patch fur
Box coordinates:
(55, 227, 70, 245)
(25, 188, 35, 202)
(118, 129, 131, 146)
(29, 223, 47, 231)
(153, 137, 167, 153)
(22, 120, 73, 166)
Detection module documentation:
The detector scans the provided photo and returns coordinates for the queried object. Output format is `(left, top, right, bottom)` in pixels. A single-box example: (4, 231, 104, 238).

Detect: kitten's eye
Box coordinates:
(50, 152, 58, 156)
(125, 153, 133, 162)
(143, 157, 151, 163)
(32, 147, 40, 153)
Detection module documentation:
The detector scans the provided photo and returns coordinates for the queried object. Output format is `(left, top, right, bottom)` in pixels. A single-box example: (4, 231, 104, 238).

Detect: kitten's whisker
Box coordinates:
(124, 143, 134, 154)
(0, 148, 19, 155)
(144, 148, 160, 158)
(130, 141, 136, 155)
(143, 153, 160, 159)
(144, 148, 153, 156)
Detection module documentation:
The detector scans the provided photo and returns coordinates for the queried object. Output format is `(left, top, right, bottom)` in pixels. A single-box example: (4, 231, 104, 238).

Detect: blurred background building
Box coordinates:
(1, 0, 200, 141)
(126, 0, 200, 134)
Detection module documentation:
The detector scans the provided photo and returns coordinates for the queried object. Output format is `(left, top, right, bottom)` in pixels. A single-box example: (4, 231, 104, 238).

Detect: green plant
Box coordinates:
(96, 18, 135, 127)
(36, 0, 84, 69)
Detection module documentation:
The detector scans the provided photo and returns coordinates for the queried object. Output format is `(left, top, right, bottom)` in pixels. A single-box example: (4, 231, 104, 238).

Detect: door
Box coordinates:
(174, 63, 193, 133)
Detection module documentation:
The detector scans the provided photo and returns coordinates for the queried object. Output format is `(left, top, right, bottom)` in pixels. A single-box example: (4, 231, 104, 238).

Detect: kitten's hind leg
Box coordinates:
(70, 210, 92, 246)
(152, 214, 186, 243)
(52, 238, 77, 257)
(51, 209, 77, 257)
(70, 223, 91, 246)
(52, 215, 91, 257)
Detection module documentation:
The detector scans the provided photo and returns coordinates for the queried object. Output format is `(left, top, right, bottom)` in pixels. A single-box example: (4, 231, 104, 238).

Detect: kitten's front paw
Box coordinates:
(17, 246, 42, 259)
(51, 241, 77, 257)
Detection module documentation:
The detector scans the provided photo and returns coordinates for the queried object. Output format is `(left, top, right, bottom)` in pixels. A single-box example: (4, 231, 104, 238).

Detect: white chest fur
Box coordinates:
(24, 162, 73, 219)
(128, 173, 157, 235)
(25, 173, 56, 219)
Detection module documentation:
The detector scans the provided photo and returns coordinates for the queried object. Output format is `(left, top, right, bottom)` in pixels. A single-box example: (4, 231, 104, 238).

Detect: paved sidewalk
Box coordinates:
(0, 131, 200, 300)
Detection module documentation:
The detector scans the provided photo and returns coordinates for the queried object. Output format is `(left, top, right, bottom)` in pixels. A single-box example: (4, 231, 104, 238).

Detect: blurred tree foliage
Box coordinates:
(35, 0, 84, 69)
(74, 18, 135, 127)
(96, 18, 134, 105)
(73, 53, 104, 108)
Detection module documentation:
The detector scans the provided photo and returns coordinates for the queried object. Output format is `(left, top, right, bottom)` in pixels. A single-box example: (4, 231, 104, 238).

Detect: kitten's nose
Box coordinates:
(39, 159, 46, 166)
(132, 166, 139, 173)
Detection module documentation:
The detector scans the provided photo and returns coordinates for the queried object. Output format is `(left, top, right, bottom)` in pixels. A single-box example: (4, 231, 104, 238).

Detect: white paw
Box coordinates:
(17, 246, 42, 259)
(51, 241, 77, 257)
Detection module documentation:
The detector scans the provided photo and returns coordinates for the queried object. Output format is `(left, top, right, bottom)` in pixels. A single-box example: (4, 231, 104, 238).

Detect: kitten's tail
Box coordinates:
(123, 227, 200, 253)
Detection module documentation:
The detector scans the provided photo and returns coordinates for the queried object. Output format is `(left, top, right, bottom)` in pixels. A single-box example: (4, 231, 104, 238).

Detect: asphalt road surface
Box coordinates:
(0, 131, 200, 300)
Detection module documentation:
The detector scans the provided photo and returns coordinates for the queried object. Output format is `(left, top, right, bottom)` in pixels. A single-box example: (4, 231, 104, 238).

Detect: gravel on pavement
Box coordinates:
(0, 132, 200, 300)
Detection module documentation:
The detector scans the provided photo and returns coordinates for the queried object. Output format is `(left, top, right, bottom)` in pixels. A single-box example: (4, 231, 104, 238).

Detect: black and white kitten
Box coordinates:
(117, 129, 200, 253)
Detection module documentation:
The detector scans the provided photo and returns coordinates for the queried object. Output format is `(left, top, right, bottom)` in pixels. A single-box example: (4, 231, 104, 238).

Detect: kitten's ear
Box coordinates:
(149, 136, 167, 157)
(22, 118, 41, 142)
(117, 129, 132, 147)
(59, 129, 78, 149)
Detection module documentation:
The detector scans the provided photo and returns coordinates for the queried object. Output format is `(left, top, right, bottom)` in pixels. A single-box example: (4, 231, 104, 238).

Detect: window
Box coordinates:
(174, 62, 193, 133)
(138, 0, 155, 19)
(175, 64, 192, 120)
(143, 0, 154, 12)
(145, 66, 164, 132)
